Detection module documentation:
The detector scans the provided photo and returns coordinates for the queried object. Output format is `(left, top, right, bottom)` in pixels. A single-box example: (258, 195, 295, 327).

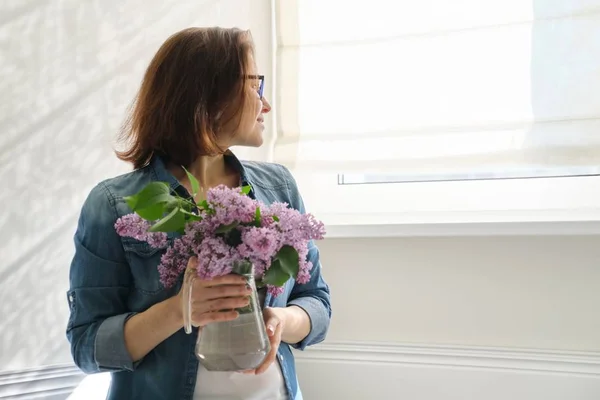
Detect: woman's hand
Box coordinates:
(241, 307, 286, 375)
(176, 257, 252, 328)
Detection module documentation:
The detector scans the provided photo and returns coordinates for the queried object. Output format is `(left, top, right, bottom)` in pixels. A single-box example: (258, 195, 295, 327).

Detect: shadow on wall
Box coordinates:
(0, 0, 259, 372)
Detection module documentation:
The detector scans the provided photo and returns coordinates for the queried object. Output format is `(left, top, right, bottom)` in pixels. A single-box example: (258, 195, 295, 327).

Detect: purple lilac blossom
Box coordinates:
(242, 227, 279, 262)
(157, 236, 193, 288)
(196, 237, 238, 279)
(115, 184, 325, 296)
(114, 214, 168, 248)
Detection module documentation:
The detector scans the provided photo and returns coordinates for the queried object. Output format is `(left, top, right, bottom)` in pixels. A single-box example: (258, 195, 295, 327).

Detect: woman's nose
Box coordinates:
(261, 97, 272, 113)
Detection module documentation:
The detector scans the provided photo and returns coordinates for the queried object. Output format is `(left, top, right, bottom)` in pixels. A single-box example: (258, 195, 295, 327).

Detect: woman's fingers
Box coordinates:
(192, 309, 240, 326)
(196, 296, 250, 313)
(204, 284, 251, 300)
(199, 274, 247, 287)
(192, 274, 250, 299)
(184, 271, 253, 327)
(187, 256, 198, 269)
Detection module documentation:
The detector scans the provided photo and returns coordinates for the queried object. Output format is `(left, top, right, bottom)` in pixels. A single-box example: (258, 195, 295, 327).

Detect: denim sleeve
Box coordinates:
(66, 182, 139, 373)
(279, 165, 332, 350)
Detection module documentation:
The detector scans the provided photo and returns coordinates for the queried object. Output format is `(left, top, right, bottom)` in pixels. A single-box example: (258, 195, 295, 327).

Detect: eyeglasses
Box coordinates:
(246, 74, 265, 98)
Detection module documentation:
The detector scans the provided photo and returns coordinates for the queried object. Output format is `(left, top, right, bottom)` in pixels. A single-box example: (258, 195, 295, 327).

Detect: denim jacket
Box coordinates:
(66, 152, 332, 400)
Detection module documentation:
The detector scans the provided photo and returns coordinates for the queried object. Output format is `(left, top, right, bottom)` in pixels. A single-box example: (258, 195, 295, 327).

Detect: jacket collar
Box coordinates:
(149, 150, 253, 198)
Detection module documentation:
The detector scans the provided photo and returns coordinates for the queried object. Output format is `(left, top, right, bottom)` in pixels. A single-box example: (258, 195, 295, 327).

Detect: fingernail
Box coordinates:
(267, 325, 274, 335)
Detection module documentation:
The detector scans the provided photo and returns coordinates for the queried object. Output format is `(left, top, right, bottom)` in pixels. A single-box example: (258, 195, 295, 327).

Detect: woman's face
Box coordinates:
(221, 52, 272, 148)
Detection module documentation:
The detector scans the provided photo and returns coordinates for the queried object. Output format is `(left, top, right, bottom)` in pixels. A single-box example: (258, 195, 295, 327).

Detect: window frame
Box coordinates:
(286, 171, 600, 238)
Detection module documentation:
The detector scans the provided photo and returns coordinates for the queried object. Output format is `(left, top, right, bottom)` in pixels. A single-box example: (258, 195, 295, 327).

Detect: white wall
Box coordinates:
(294, 235, 600, 399)
(0, 0, 273, 372)
(317, 236, 600, 349)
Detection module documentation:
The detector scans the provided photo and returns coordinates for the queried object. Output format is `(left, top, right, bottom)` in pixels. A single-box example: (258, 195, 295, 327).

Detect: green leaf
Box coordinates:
(171, 198, 186, 212)
(254, 207, 261, 226)
(180, 208, 202, 222)
(148, 206, 186, 233)
(216, 221, 239, 234)
(182, 166, 200, 197)
(275, 245, 300, 278)
(198, 200, 211, 213)
(261, 259, 291, 287)
(179, 198, 193, 212)
(123, 195, 138, 211)
(134, 203, 165, 221)
(241, 185, 251, 195)
(135, 196, 180, 221)
(272, 215, 280, 222)
(124, 182, 173, 213)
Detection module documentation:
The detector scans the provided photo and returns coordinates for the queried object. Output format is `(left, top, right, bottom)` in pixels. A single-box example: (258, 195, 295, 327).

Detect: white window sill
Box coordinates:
(323, 212, 600, 238)
(295, 174, 600, 238)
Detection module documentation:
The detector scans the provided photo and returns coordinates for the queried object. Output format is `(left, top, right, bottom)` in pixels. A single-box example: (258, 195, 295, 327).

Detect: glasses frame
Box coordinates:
(246, 74, 265, 98)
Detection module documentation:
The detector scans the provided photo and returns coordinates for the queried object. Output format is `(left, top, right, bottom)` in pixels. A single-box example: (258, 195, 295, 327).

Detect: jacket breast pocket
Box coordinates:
(122, 239, 166, 295)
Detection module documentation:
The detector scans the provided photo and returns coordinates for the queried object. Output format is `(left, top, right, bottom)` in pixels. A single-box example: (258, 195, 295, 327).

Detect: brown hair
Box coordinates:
(116, 27, 254, 169)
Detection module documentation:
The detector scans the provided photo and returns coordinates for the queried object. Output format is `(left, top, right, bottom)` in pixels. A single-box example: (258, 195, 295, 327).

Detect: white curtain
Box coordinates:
(273, 0, 600, 176)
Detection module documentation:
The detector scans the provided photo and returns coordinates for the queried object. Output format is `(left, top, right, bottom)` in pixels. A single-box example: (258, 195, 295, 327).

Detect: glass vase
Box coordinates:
(182, 261, 271, 371)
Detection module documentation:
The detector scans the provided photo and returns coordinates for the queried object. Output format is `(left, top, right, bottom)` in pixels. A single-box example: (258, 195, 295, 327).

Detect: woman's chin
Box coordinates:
(235, 134, 263, 149)
(249, 127, 265, 147)
(250, 135, 264, 148)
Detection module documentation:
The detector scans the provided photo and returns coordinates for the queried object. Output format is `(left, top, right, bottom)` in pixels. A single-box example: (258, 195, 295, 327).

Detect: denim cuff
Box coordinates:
(94, 312, 139, 371)
(287, 297, 329, 350)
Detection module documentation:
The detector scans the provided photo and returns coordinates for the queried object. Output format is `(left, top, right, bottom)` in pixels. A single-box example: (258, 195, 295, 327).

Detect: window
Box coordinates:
(270, 0, 600, 231)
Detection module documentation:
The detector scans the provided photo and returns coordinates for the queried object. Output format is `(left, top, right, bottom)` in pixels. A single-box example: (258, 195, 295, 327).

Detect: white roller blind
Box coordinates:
(273, 0, 600, 176)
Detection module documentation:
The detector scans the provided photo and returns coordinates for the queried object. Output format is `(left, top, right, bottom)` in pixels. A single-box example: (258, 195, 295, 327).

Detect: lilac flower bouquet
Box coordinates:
(114, 168, 325, 297)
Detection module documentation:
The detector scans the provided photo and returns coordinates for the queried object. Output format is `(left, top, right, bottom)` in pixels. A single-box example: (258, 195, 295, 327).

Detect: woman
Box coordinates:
(66, 27, 331, 400)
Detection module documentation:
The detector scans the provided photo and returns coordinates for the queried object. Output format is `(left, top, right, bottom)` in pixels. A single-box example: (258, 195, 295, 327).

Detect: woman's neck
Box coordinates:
(168, 153, 239, 199)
